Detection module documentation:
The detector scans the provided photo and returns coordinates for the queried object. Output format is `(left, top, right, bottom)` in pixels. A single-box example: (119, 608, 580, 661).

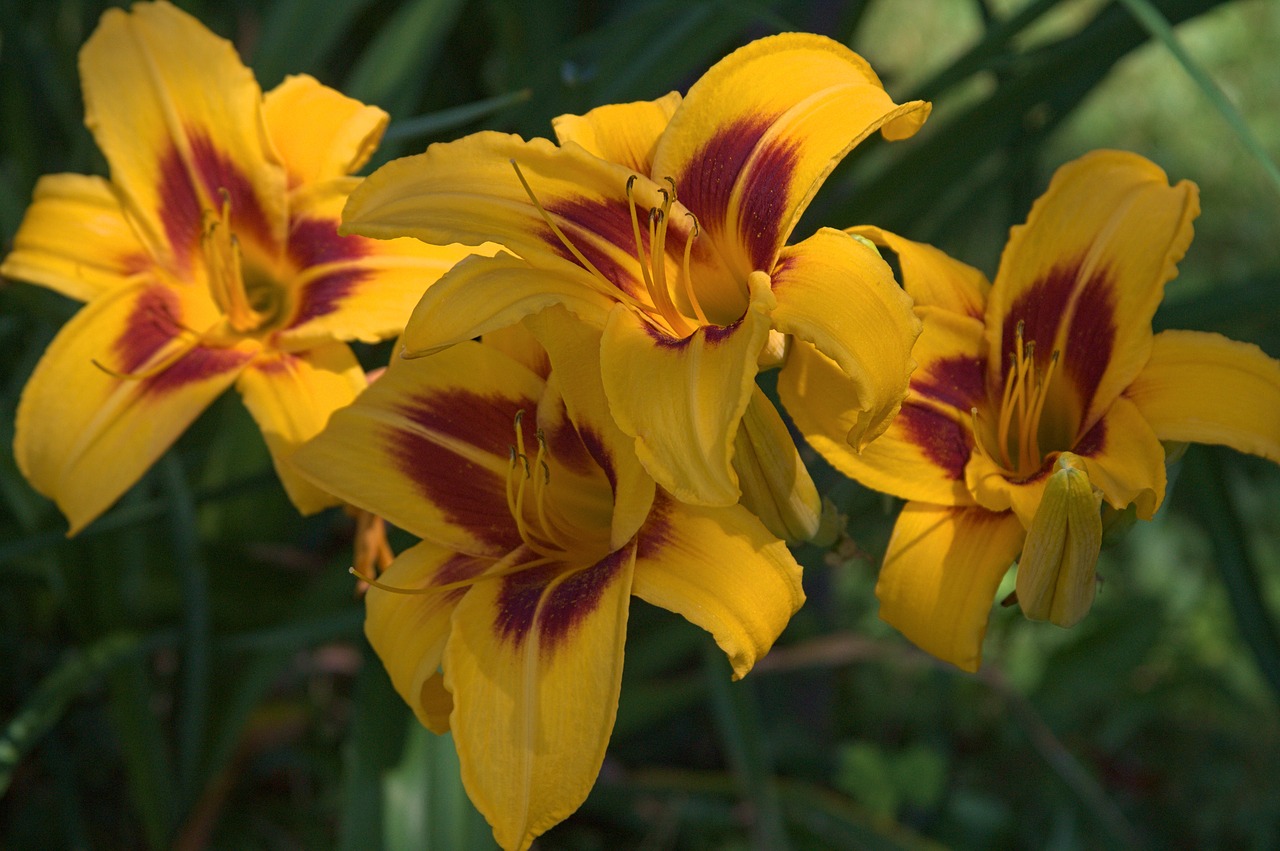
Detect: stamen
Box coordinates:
(349, 553, 560, 596)
(1025, 350, 1060, 468)
(680, 212, 710, 326)
(202, 189, 263, 334)
(511, 161, 666, 329)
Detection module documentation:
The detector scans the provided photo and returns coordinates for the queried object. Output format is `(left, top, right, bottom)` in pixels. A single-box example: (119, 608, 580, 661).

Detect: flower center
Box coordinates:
(972, 320, 1062, 480)
(510, 160, 713, 339)
(202, 191, 286, 335)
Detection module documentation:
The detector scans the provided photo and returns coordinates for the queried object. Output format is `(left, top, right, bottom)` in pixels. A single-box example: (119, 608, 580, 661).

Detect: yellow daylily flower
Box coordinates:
(3, 1, 483, 533)
(340, 33, 928, 514)
(782, 150, 1280, 672)
(294, 308, 803, 851)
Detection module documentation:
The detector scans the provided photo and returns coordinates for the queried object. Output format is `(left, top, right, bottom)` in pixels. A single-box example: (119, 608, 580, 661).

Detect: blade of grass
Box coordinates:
(106, 655, 181, 848)
(338, 644, 407, 851)
(383, 89, 532, 144)
(1116, 0, 1280, 197)
(701, 642, 791, 851)
(1181, 447, 1280, 701)
(383, 725, 495, 851)
(252, 0, 377, 86)
(0, 631, 172, 797)
(344, 0, 468, 114)
(159, 455, 209, 812)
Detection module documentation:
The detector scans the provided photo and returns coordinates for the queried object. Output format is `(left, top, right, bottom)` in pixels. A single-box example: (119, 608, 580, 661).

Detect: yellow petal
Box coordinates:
(1126, 329, 1280, 462)
(262, 74, 388, 184)
(733, 388, 821, 542)
(525, 305, 655, 550)
(876, 503, 1025, 672)
(633, 496, 803, 679)
(343, 131, 643, 291)
(400, 251, 615, 358)
(847, 225, 990, 319)
(292, 340, 544, 555)
(274, 179, 489, 349)
(235, 342, 366, 514)
(481, 321, 551, 379)
(781, 315, 981, 506)
(363, 541, 490, 734)
(445, 544, 636, 851)
(650, 33, 928, 279)
(79, 2, 286, 268)
(1015, 453, 1102, 627)
(551, 92, 682, 173)
(15, 282, 255, 534)
(600, 272, 775, 506)
(771, 227, 921, 450)
(984, 150, 1198, 440)
(2, 174, 148, 302)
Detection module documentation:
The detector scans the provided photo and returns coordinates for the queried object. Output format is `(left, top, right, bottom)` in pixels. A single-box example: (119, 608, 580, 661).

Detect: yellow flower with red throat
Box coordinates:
(783, 150, 1280, 671)
(293, 309, 803, 850)
(339, 33, 928, 516)
(2, 1, 483, 533)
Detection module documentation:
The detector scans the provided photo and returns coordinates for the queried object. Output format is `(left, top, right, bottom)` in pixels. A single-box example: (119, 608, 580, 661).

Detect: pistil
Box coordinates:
(202, 190, 264, 334)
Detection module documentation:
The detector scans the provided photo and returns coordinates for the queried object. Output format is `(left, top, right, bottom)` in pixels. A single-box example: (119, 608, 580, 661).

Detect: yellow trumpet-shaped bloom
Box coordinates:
(3, 1, 484, 532)
(293, 309, 803, 850)
(782, 150, 1280, 671)
(340, 33, 927, 514)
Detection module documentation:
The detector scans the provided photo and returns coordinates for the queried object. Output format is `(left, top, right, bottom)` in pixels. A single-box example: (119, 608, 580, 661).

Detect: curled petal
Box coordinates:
(847, 225, 989, 319)
(263, 74, 388, 184)
(633, 495, 803, 679)
(551, 92, 682, 174)
(772, 228, 921, 451)
(1126, 329, 1280, 463)
(733, 388, 821, 543)
(651, 33, 929, 278)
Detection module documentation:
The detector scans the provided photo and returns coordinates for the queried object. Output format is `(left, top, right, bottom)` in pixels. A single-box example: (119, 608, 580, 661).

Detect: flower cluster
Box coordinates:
(5, 3, 1278, 849)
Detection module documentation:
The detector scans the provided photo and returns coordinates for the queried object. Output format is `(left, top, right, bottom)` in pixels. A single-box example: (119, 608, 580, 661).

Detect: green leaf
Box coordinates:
(252, 0, 378, 86)
(344, 0, 469, 116)
(1182, 447, 1280, 701)
(0, 632, 157, 797)
(702, 642, 791, 851)
(338, 645, 408, 851)
(383, 89, 533, 145)
(383, 725, 495, 851)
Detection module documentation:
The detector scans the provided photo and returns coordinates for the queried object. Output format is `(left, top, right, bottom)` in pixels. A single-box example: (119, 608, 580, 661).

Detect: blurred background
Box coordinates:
(2, 0, 1279, 847)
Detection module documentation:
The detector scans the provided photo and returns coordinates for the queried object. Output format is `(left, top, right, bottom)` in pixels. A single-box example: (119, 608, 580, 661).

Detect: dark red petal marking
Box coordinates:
(541, 196, 643, 299)
(143, 345, 251, 395)
(736, 138, 800, 272)
(157, 147, 204, 270)
(537, 545, 631, 650)
(387, 389, 537, 551)
(1062, 271, 1116, 425)
(433, 552, 493, 606)
(287, 217, 373, 326)
(912, 355, 985, 413)
(644, 315, 743, 349)
(156, 130, 275, 271)
(493, 545, 632, 651)
(574, 426, 616, 491)
(1000, 262, 1076, 381)
(189, 131, 273, 248)
(115, 286, 183, 373)
(544, 409, 597, 478)
(1071, 415, 1108, 458)
(677, 116, 776, 236)
(1000, 258, 1117, 422)
(635, 491, 674, 561)
(898, 403, 972, 480)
